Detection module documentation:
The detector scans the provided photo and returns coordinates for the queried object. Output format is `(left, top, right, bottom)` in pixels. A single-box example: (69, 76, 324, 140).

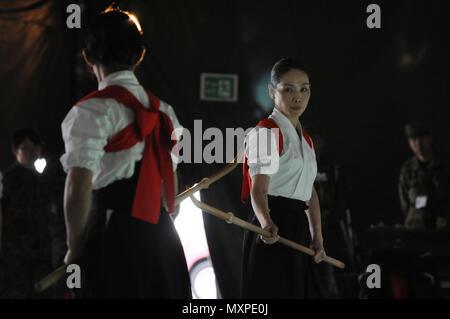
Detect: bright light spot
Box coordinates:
(103, 5, 143, 34)
(193, 264, 217, 299)
(253, 73, 273, 113)
(127, 14, 143, 34)
(174, 192, 218, 299)
(34, 158, 46, 174)
(174, 192, 205, 244)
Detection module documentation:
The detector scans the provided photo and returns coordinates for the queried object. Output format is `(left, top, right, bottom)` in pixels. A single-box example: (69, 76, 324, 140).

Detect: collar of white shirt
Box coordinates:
(98, 70, 139, 90)
(270, 107, 303, 139)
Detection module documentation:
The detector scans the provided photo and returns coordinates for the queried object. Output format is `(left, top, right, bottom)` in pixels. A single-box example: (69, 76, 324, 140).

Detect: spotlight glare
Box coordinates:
(34, 158, 46, 174)
(103, 5, 143, 34)
(127, 13, 142, 34)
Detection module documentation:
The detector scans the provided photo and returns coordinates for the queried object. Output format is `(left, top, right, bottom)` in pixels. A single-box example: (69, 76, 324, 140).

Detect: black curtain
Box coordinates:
(0, 0, 75, 165)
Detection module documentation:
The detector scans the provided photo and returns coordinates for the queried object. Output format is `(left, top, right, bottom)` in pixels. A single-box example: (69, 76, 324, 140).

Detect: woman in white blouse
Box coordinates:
(60, 9, 190, 298)
(241, 58, 326, 298)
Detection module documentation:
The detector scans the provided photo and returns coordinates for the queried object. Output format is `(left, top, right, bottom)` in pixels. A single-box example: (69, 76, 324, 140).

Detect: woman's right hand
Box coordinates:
(260, 222, 280, 244)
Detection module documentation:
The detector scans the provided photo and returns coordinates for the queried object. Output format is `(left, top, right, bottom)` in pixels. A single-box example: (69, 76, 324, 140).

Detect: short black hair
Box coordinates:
(270, 57, 310, 87)
(405, 122, 432, 138)
(12, 128, 43, 149)
(84, 9, 144, 71)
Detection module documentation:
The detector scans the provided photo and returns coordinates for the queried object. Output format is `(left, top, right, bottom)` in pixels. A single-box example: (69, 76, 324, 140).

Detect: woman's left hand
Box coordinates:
(310, 237, 326, 263)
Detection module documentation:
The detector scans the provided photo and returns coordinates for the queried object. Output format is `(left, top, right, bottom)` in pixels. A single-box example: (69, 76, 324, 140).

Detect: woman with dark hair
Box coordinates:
(60, 8, 191, 298)
(241, 57, 326, 298)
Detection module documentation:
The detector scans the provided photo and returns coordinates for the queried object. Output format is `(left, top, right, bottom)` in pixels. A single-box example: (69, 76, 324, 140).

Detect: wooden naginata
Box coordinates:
(189, 195, 345, 269)
(34, 144, 345, 293)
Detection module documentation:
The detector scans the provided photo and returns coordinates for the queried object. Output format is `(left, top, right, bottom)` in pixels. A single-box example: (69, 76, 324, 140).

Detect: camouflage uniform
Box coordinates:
(0, 163, 52, 298)
(398, 156, 450, 230)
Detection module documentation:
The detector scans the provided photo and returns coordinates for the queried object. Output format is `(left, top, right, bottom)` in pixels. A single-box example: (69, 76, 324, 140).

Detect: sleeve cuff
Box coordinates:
(246, 127, 280, 177)
(60, 152, 100, 174)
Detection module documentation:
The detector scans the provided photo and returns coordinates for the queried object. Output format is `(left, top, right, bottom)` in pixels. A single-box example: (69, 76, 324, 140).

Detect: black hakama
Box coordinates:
(241, 195, 323, 299)
(78, 162, 191, 298)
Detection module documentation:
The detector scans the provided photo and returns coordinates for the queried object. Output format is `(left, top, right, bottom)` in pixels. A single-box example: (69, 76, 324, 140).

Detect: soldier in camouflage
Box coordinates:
(398, 123, 450, 230)
(0, 129, 53, 298)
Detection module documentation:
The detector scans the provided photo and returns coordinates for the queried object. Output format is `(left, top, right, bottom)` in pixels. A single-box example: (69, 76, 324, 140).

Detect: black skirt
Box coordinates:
(78, 162, 191, 299)
(241, 195, 323, 299)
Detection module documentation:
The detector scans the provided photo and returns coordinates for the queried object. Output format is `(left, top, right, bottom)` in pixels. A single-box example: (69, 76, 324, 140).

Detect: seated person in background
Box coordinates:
(0, 128, 52, 298)
(398, 122, 450, 231)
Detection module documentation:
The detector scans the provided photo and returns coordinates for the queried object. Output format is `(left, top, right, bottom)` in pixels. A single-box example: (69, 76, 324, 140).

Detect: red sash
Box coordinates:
(240, 118, 313, 203)
(76, 85, 177, 224)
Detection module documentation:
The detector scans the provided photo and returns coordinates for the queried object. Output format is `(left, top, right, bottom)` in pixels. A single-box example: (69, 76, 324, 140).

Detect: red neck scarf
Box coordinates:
(76, 85, 177, 224)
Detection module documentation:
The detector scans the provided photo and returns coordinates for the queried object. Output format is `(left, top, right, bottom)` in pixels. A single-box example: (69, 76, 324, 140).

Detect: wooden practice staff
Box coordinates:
(34, 146, 246, 293)
(34, 264, 67, 293)
(190, 195, 345, 269)
(174, 144, 245, 205)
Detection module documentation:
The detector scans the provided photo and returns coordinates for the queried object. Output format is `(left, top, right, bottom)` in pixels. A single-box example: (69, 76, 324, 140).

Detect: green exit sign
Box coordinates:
(200, 73, 238, 102)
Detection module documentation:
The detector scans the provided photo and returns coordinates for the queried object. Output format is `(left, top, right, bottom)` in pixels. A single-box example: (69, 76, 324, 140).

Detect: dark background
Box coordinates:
(1, 0, 449, 297)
